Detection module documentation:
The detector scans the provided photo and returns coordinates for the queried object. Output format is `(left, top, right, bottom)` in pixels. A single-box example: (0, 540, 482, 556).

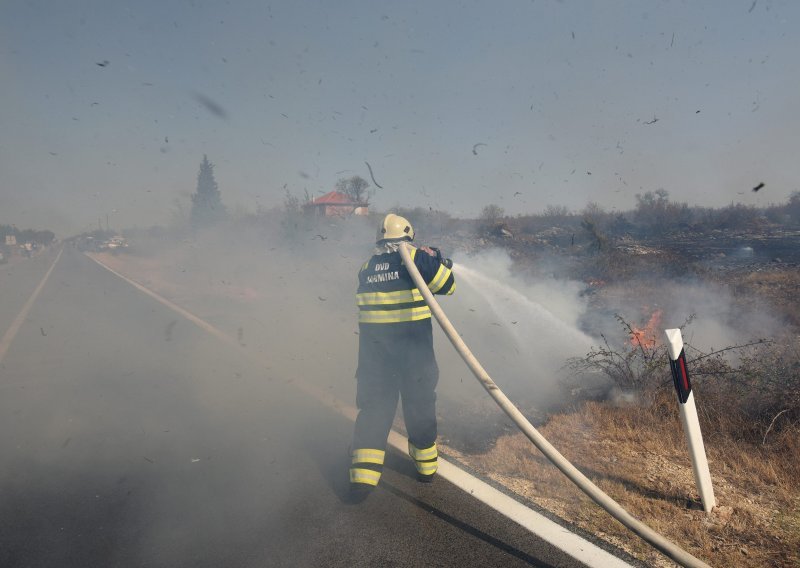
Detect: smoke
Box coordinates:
(0, 223, 376, 566)
(439, 249, 596, 408)
(431, 247, 786, 414)
(581, 276, 785, 361)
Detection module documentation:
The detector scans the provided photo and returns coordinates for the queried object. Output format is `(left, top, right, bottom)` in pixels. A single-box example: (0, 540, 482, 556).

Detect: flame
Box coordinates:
(630, 309, 663, 348)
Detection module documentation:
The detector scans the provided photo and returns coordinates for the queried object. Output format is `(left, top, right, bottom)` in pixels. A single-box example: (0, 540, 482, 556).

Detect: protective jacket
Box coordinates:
(350, 246, 455, 489)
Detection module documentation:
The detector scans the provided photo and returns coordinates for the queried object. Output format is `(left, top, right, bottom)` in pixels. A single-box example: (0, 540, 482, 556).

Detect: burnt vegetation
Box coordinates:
(468, 190, 800, 440)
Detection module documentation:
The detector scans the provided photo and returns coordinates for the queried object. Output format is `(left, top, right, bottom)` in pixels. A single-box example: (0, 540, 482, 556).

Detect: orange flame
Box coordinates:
(630, 309, 663, 348)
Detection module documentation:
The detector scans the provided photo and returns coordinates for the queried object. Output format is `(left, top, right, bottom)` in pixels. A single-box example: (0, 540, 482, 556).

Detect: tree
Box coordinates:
(0, 225, 55, 245)
(633, 189, 690, 234)
(581, 216, 608, 252)
(479, 204, 505, 224)
(543, 204, 571, 218)
(190, 155, 226, 228)
(788, 191, 800, 225)
(335, 175, 372, 204)
(478, 203, 506, 234)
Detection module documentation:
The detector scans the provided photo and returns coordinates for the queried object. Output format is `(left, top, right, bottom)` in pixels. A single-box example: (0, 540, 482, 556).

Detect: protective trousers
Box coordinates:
(350, 321, 439, 487)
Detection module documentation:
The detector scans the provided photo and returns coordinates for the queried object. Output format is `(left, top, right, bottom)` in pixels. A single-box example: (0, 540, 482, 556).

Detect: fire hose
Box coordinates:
(399, 242, 712, 568)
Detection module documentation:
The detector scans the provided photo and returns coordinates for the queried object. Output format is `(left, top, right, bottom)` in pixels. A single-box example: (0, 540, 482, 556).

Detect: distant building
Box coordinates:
(304, 191, 368, 217)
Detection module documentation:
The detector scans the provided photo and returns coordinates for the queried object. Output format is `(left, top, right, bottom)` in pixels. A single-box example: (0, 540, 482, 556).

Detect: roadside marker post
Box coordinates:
(664, 328, 716, 513)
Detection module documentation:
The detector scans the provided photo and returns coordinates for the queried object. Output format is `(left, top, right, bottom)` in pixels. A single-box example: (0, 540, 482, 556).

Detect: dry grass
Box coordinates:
(729, 267, 800, 328)
(443, 395, 800, 567)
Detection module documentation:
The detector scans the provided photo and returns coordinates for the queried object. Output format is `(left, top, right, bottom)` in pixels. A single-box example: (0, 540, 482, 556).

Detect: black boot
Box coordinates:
(416, 471, 435, 483)
(347, 482, 374, 504)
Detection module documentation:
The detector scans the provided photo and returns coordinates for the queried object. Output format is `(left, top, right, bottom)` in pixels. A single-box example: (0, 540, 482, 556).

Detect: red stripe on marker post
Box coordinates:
(679, 354, 689, 392)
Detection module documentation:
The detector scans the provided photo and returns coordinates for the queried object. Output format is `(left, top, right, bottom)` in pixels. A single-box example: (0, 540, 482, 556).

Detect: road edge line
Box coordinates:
(85, 253, 240, 350)
(296, 381, 634, 568)
(0, 247, 63, 365)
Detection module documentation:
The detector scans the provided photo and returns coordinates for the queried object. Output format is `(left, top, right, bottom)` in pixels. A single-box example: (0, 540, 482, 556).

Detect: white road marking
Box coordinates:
(85, 253, 240, 349)
(0, 248, 63, 365)
(295, 382, 634, 568)
(88, 253, 634, 568)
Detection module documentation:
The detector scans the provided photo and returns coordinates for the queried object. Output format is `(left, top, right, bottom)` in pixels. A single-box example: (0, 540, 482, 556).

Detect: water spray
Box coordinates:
(456, 262, 594, 350)
(399, 242, 713, 568)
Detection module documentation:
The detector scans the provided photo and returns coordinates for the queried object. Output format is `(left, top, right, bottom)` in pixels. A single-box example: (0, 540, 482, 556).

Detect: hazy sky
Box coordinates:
(2, 0, 799, 235)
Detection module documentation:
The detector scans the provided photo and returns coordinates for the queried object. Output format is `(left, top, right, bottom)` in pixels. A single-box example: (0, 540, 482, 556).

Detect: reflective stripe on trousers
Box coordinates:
(408, 441, 438, 476)
(350, 448, 385, 486)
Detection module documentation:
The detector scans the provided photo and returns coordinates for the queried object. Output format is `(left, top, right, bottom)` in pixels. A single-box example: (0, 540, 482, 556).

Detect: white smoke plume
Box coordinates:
(437, 249, 596, 409)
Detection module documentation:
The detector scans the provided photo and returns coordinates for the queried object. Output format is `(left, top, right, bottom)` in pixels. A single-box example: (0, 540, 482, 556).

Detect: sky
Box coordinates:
(1, 0, 799, 236)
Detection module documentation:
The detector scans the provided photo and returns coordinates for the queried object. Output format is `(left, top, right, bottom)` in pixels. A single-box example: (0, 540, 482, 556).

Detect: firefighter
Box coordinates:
(349, 213, 455, 501)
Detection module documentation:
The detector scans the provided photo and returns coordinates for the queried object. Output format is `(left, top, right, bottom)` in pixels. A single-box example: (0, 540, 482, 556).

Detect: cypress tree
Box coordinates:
(190, 155, 226, 228)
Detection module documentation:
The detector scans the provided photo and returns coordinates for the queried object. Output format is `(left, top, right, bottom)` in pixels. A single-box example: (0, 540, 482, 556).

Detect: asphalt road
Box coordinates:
(0, 246, 602, 568)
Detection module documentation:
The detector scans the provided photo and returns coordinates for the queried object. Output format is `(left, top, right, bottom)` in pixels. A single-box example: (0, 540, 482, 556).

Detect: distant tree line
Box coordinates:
(0, 225, 55, 245)
(477, 190, 800, 240)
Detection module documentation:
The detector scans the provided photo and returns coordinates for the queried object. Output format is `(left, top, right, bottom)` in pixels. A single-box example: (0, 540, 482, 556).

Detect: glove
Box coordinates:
(428, 247, 453, 269)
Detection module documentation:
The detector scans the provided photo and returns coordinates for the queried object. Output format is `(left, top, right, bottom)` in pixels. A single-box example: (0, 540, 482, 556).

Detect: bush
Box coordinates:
(698, 203, 765, 231)
(566, 315, 799, 446)
(566, 314, 676, 395)
(632, 189, 692, 235)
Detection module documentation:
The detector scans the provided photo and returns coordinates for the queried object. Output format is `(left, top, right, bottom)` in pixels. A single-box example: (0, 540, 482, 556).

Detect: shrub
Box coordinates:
(566, 315, 799, 446)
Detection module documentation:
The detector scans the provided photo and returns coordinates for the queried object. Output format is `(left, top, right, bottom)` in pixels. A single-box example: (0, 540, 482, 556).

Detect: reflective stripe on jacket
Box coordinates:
(356, 247, 455, 325)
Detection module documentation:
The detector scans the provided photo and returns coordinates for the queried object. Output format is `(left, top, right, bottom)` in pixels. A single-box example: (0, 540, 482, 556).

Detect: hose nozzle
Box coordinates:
(429, 247, 453, 269)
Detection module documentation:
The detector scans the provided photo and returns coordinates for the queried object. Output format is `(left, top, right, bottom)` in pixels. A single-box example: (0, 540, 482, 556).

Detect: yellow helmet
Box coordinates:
(376, 213, 414, 243)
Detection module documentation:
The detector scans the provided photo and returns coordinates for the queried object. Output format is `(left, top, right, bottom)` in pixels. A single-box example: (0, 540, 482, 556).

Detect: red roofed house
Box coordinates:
(304, 191, 369, 217)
